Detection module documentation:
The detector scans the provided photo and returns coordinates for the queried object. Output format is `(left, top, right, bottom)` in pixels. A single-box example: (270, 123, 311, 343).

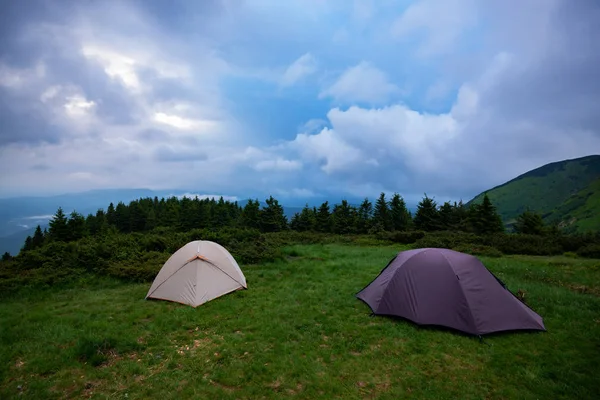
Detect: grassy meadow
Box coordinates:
(1, 243, 599, 399)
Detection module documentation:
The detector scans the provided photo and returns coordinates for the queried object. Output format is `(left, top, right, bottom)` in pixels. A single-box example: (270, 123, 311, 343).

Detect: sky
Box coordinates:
(1, 0, 599, 206)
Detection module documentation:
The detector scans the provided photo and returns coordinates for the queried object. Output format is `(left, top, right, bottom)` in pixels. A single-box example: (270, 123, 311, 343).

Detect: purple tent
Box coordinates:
(356, 248, 545, 335)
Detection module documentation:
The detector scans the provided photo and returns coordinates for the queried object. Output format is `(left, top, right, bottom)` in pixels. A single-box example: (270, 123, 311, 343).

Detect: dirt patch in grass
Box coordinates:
(209, 378, 240, 393)
(176, 338, 214, 355)
(566, 284, 600, 296)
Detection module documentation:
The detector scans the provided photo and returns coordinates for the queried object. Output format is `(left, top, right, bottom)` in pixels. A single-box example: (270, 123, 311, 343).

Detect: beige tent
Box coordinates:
(146, 240, 247, 307)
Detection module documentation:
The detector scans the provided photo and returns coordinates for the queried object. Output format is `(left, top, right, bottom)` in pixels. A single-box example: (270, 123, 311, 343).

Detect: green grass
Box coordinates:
(1, 244, 599, 399)
(468, 154, 600, 231)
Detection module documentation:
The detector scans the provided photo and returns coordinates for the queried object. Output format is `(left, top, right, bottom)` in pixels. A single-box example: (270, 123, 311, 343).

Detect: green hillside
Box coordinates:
(467, 155, 600, 232)
(545, 177, 600, 233)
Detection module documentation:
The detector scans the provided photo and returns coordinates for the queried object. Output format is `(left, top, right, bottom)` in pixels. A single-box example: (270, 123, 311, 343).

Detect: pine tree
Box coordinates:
(413, 194, 440, 231)
(514, 209, 546, 235)
(469, 193, 504, 235)
(1, 252, 12, 261)
(259, 196, 287, 232)
(113, 202, 130, 232)
(178, 197, 194, 230)
(332, 200, 355, 234)
(290, 212, 302, 231)
(315, 201, 332, 233)
(145, 208, 157, 231)
(438, 202, 454, 231)
(213, 196, 232, 228)
(67, 211, 87, 240)
(356, 198, 373, 233)
(291, 205, 316, 231)
(95, 209, 107, 234)
(106, 203, 116, 226)
(373, 192, 392, 231)
(128, 201, 146, 232)
(31, 225, 45, 248)
(86, 214, 97, 235)
(229, 201, 242, 224)
(22, 236, 33, 252)
(162, 198, 180, 229)
(452, 200, 470, 231)
(195, 199, 211, 229)
(241, 199, 261, 230)
(48, 207, 69, 241)
(389, 193, 411, 231)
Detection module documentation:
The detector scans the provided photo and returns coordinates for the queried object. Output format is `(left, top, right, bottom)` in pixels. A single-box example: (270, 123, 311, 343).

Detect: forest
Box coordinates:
(1, 192, 599, 294)
(8, 192, 560, 248)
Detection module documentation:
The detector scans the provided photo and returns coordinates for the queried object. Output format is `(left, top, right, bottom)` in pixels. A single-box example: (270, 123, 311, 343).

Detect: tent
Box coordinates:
(146, 240, 247, 307)
(356, 248, 545, 335)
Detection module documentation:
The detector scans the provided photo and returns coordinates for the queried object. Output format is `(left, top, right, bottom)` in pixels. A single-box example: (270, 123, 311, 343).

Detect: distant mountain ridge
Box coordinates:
(467, 155, 600, 232)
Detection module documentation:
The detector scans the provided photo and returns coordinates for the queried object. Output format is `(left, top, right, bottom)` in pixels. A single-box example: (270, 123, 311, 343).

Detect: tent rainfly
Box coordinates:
(356, 247, 546, 336)
(146, 240, 247, 307)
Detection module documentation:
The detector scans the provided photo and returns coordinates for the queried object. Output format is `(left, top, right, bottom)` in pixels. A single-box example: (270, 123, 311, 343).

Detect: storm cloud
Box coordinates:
(0, 0, 598, 203)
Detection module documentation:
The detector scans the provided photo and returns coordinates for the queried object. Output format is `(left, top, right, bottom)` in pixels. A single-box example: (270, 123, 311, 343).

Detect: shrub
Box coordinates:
(489, 234, 563, 256)
(106, 261, 161, 282)
(229, 236, 283, 264)
(577, 244, 600, 259)
(377, 230, 425, 244)
(350, 236, 393, 246)
(452, 244, 503, 258)
(556, 233, 597, 253)
(411, 231, 482, 250)
(142, 235, 169, 252)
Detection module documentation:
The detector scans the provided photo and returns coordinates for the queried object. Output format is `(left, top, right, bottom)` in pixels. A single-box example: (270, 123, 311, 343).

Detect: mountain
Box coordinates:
(544, 177, 600, 233)
(0, 227, 37, 256)
(467, 155, 600, 232)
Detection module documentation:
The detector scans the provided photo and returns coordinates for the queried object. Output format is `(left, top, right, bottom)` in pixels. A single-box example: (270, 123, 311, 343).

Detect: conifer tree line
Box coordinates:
(14, 192, 511, 255)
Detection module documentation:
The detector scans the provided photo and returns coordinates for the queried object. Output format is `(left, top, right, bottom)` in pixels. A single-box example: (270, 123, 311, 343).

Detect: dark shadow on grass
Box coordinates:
(356, 299, 546, 341)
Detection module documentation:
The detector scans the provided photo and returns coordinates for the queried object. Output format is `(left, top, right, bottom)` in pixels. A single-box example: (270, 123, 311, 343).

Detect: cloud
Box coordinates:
(390, 0, 479, 57)
(153, 112, 214, 131)
(287, 32, 600, 199)
(0, 62, 46, 89)
(1, 0, 599, 206)
(81, 46, 142, 91)
(352, 0, 375, 23)
(274, 188, 318, 198)
(152, 145, 208, 163)
(291, 127, 369, 174)
(23, 215, 54, 220)
(279, 53, 318, 87)
(319, 62, 399, 105)
(254, 157, 302, 172)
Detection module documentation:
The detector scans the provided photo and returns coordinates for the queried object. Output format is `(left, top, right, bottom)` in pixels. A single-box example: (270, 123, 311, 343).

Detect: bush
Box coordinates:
(377, 230, 425, 244)
(142, 235, 170, 252)
(350, 236, 393, 246)
(411, 231, 483, 250)
(488, 234, 563, 256)
(4, 225, 598, 294)
(228, 237, 283, 265)
(577, 244, 600, 259)
(556, 233, 597, 253)
(452, 244, 503, 258)
(106, 254, 167, 282)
